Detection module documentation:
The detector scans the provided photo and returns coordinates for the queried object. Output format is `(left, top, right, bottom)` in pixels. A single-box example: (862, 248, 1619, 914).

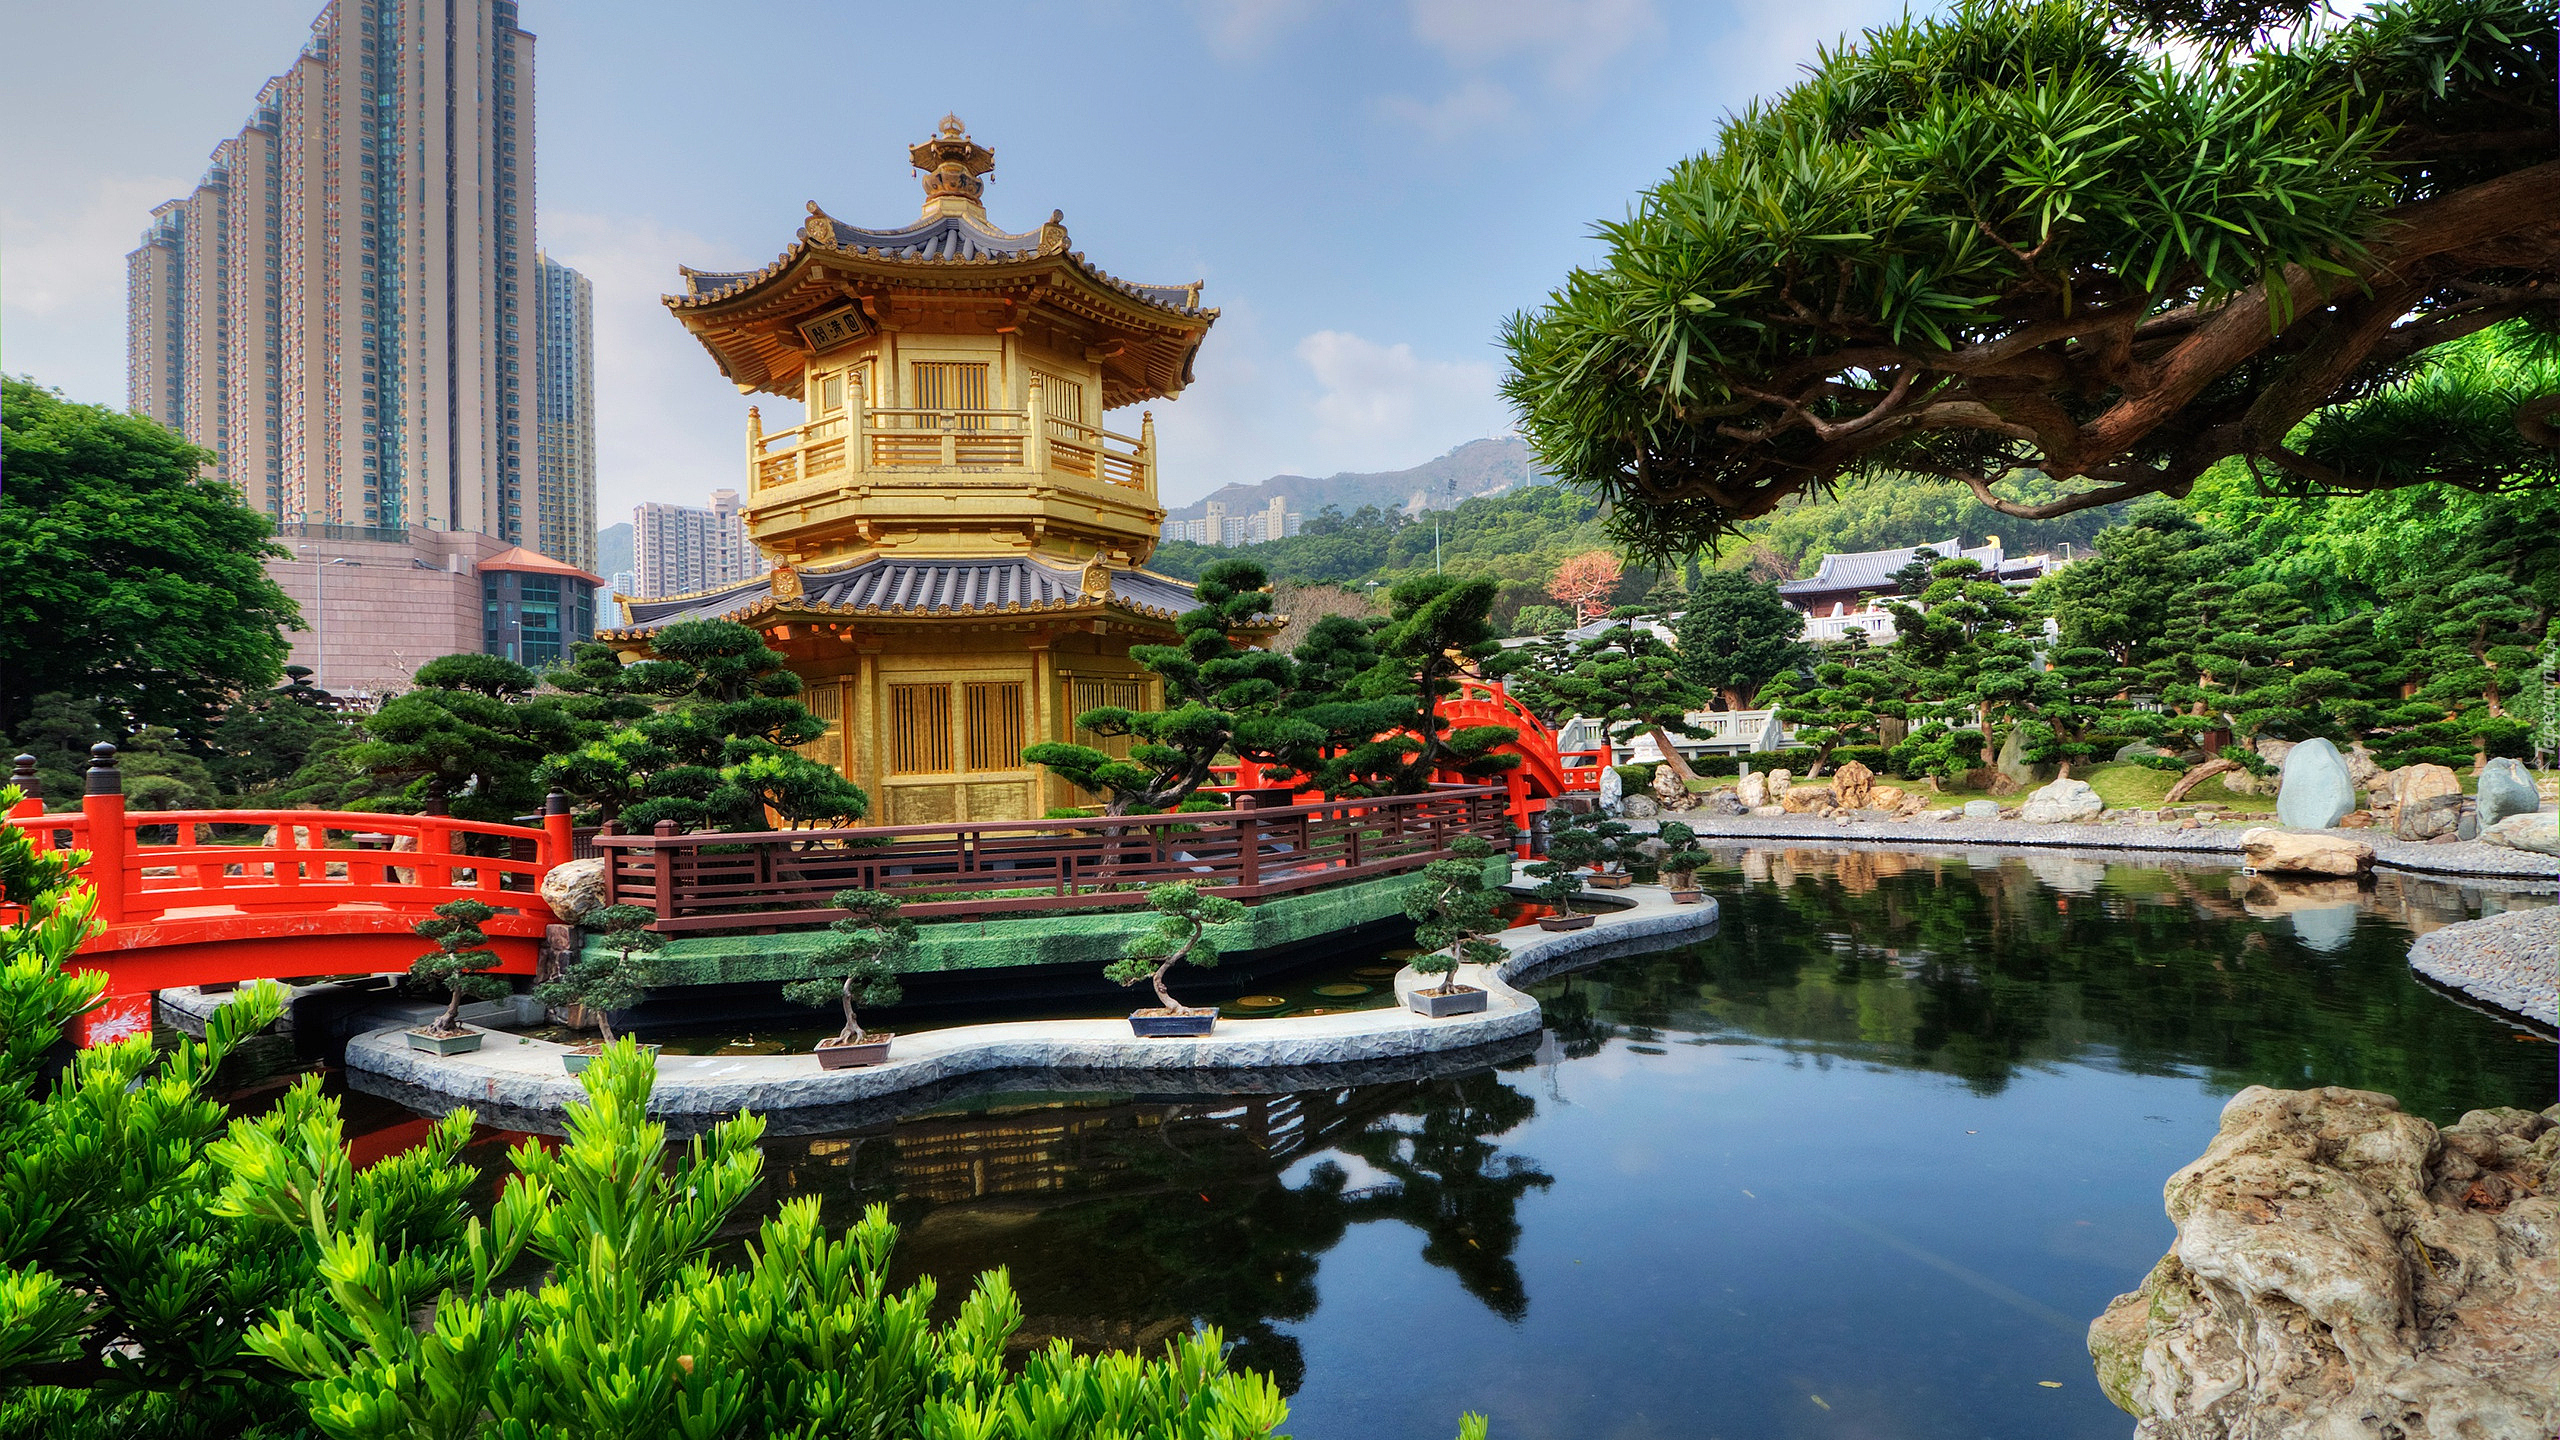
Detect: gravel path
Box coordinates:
(1638, 811, 2560, 881)
(2407, 908, 2559, 1026)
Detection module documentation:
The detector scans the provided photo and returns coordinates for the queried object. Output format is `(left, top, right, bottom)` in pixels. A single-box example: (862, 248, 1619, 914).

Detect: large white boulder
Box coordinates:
(2090, 1088, 2560, 1440)
(2019, 777, 2103, 824)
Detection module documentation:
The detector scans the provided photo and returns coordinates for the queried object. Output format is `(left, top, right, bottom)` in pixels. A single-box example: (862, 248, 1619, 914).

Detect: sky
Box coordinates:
(0, 0, 1914, 519)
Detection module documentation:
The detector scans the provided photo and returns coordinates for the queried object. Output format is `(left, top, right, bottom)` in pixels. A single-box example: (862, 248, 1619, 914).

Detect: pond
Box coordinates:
(341, 845, 2555, 1440)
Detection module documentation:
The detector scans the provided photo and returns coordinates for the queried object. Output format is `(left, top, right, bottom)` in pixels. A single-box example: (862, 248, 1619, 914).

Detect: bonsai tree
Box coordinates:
(1655, 823, 1711, 894)
(1111, 881, 1245, 1014)
(537, 903, 664, 1044)
(1525, 809, 1606, 916)
(1403, 835, 1508, 997)
(407, 898, 509, 1036)
(783, 889, 916, 1047)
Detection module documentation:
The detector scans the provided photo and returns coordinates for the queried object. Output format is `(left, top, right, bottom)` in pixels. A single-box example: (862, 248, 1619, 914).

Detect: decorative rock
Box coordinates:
(1962, 800, 2001, 821)
(2272, 737, 2356, 830)
(2019, 777, 2104, 824)
(2088, 1087, 2560, 1440)
(539, 856, 610, 922)
(1866, 784, 1904, 812)
(1994, 725, 2044, 788)
(2392, 764, 2463, 840)
(2480, 812, 2560, 855)
(1598, 763, 1624, 815)
(2114, 740, 2169, 763)
(2476, 757, 2538, 829)
(1779, 785, 1835, 814)
(1766, 768, 1793, 798)
(2239, 826, 2374, 878)
(1619, 793, 1659, 820)
(1698, 790, 1749, 818)
(2458, 809, 2478, 842)
(2253, 736, 2295, 768)
(1748, 805, 1787, 817)
(1650, 765, 1695, 811)
(2342, 742, 2385, 789)
(1831, 760, 1875, 809)
(1736, 771, 1769, 808)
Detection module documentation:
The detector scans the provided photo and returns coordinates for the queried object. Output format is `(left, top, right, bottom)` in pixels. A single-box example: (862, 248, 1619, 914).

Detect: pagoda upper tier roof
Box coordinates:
(665, 120, 1217, 410)
(605, 553, 1225, 638)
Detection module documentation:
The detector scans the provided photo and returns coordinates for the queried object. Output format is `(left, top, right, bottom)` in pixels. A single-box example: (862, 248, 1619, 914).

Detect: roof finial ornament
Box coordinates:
(801, 200, 838, 248)
(910, 115, 996, 216)
(1039, 209, 1069, 256)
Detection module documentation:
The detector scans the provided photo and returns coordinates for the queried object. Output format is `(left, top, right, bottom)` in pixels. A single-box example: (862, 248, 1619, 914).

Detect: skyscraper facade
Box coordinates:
(125, 0, 546, 548)
(533, 250, 595, 572)
(633, 489, 766, 600)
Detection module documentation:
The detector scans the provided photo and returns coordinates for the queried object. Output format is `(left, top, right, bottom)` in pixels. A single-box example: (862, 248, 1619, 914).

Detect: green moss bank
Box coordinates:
(606, 855, 1514, 987)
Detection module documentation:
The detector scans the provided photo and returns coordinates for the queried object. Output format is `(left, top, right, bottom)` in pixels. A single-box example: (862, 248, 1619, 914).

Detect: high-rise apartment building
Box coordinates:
(125, 0, 553, 549)
(532, 250, 595, 572)
(633, 489, 766, 599)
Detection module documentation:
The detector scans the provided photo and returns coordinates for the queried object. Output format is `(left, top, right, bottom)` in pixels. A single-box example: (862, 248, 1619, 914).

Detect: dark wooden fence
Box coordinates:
(594, 785, 1515, 933)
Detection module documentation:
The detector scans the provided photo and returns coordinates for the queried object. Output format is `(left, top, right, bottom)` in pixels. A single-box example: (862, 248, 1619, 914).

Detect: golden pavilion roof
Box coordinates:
(664, 117, 1216, 409)
(603, 554, 1270, 640)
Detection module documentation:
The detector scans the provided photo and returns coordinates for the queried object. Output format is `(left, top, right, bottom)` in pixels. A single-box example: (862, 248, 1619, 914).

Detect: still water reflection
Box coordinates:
(374, 848, 2556, 1438)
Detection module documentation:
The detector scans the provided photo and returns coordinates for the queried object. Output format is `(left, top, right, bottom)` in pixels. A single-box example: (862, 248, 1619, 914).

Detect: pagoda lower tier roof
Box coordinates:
(606, 554, 1215, 637)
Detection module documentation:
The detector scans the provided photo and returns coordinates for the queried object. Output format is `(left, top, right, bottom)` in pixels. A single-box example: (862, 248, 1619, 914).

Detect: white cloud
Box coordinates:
(1295, 329, 1506, 471)
(537, 210, 765, 521)
(1378, 78, 1517, 142)
(1406, 0, 1661, 91)
(0, 172, 190, 404)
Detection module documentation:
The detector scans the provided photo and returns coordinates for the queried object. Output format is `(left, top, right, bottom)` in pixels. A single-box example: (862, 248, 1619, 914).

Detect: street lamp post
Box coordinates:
(298, 547, 362, 691)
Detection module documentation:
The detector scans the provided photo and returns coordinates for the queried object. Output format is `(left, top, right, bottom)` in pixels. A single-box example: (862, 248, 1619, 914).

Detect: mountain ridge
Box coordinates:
(1161, 435, 1545, 524)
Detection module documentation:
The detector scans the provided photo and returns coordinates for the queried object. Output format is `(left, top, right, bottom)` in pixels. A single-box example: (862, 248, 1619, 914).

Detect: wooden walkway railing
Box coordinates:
(596, 784, 1515, 934)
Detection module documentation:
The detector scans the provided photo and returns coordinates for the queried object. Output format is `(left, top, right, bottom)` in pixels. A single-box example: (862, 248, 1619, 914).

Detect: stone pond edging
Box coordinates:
(342, 870, 1720, 1123)
(1646, 813, 2560, 882)
(2406, 907, 2558, 1027)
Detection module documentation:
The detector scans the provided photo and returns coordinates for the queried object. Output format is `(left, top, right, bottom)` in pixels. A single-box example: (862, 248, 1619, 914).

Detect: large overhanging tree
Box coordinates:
(1499, 0, 2560, 559)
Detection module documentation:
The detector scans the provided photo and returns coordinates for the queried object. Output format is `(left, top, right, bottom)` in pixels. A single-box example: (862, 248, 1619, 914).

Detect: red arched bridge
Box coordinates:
(6, 746, 567, 1047)
(6, 683, 1598, 1048)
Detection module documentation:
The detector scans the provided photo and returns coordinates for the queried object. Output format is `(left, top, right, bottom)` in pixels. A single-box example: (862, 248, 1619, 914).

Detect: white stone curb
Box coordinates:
(343, 872, 1721, 1119)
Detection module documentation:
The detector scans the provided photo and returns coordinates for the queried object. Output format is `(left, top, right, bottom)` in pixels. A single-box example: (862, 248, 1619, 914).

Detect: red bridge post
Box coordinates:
(75, 744, 150, 1048)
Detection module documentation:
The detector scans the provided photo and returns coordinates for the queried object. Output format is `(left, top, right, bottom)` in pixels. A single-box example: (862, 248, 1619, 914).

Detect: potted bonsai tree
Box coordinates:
(785, 888, 914, 1069)
(1524, 810, 1601, 930)
(1113, 881, 1244, 1036)
(1656, 821, 1712, 904)
(1403, 834, 1506, 1016)
(539, 903, 666, 1074)
(404, 898, 509, 1054)
(1579, 813, 1639, 888)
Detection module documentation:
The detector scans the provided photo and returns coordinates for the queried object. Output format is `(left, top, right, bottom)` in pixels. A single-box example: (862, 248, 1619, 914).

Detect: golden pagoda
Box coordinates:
(608, 117, 1238, 825)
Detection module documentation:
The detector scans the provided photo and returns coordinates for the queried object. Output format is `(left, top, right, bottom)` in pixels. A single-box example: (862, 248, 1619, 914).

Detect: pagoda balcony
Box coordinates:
(748, 401, 1153, 497)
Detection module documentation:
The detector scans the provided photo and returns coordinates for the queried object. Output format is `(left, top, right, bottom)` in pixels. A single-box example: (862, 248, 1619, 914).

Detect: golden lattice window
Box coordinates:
(912, 361, 988, 426)
(1069, 678, 1150, 759)
(965, 682, 1026, 772)
(889, 683, 952, 774)
(797, 680, 843, 772)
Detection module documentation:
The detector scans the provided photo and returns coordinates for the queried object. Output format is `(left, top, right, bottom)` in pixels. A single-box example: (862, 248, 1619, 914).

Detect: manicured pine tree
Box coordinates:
(1299, 572, 1522, 797)
(1510, 607, 1713, 786)
(1024, 558, 1320, 815)
(2375, 566, 2545, 769)
(540, 619, 868, 832)
(1760, 632, 1898, 776)
(352, 652, 586, 822)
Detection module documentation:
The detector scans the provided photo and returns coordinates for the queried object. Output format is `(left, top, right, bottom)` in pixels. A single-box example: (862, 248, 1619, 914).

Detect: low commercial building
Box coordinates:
(265, 525, 598, 698)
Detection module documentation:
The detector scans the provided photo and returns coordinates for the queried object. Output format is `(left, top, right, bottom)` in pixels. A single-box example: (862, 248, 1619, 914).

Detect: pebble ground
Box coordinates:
(2407, 908, 2559, 1027)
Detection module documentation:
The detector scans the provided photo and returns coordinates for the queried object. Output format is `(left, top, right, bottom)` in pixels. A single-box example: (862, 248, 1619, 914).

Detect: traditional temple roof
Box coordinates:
(1777, 539, 2002, 597)
(605, 554, 1229, 637)
(663, 117, 1214, 407)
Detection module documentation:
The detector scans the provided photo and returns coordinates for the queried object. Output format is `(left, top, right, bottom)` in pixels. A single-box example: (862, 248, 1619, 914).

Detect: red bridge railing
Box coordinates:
(597, 784, 1515, 934)
(4, 744, 566, 1044)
